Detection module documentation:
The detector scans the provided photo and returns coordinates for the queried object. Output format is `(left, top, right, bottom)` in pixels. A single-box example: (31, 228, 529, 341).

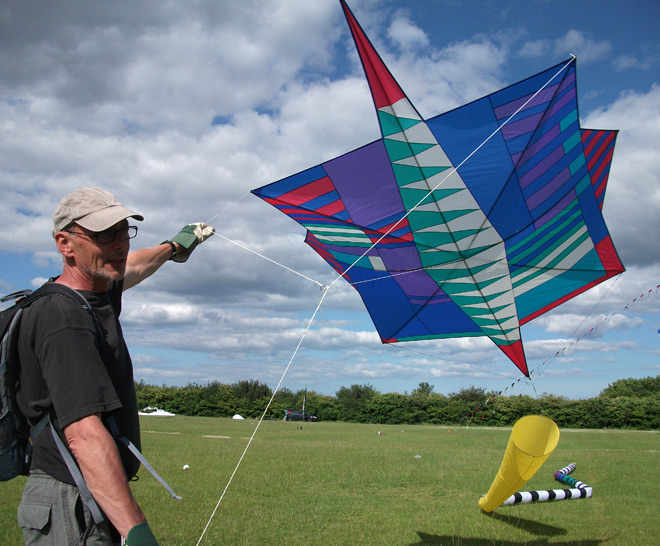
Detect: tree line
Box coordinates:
(134, 375, 660, 430)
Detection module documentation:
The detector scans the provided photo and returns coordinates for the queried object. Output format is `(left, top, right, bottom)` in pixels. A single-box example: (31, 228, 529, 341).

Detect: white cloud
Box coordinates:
(392, 37, 508, 117)
(536, 313, 644, 338)
(519, 29, 611, 63)
(387, 12, 429, 52)
(613, 54, 650, 72)
(519, 39, 550, 59)
(1, 1, 658, 396)
(555, 29, 611, 62)
(525, 338, 638, 360)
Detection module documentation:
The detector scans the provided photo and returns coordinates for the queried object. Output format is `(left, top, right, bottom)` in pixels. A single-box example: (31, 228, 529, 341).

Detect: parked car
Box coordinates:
(284, 410, 318, 422)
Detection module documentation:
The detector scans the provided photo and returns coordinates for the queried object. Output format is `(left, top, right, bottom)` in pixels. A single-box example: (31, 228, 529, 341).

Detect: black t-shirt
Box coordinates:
(16, 280, 141, 485)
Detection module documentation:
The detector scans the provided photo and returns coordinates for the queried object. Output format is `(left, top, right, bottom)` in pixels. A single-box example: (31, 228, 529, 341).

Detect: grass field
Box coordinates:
(1, 416, 659, 545)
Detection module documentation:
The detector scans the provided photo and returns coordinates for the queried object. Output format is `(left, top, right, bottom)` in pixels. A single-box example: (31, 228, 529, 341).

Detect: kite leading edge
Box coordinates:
(252, 0, 625, 376)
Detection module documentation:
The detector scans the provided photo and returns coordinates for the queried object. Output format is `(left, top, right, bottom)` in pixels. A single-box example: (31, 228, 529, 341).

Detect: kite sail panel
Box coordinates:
(252, 0, 624, 376)
(581, 129, 617, 210)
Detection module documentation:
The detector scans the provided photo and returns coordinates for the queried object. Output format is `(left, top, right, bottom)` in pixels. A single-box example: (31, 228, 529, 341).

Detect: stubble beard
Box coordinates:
(80, 260, 125, 289)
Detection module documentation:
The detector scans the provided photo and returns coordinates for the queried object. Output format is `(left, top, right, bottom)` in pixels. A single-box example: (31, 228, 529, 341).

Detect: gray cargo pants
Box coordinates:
(17, 470, 119, 546)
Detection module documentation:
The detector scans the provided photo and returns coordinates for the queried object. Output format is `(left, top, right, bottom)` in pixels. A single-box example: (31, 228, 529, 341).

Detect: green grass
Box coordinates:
(2, 417, 659, 545)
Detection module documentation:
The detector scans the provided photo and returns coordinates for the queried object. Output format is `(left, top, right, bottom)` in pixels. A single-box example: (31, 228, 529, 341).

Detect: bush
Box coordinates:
(134, 375, 660, 429)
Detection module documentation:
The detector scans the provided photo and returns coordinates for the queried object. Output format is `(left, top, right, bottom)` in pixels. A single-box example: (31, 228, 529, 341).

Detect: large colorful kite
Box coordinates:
(252, 0, 624, 376)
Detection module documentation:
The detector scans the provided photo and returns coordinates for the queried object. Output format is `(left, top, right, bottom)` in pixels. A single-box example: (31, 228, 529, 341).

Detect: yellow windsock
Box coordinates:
(478, 415, 559, 512)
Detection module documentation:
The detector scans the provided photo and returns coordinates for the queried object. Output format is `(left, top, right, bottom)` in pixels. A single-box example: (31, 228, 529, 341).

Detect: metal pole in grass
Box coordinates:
(195, 288, 329, 545)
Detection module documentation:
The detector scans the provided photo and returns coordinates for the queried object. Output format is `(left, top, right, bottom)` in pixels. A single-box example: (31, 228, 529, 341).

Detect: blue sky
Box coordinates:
(1, 0, 659, 400)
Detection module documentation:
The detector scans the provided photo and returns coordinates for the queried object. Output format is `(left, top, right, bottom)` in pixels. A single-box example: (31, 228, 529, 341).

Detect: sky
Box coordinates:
(1, 0, 659, 401)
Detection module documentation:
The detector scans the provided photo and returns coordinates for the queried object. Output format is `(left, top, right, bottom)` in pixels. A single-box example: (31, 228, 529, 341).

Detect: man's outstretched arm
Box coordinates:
(123, 222, 214, 290)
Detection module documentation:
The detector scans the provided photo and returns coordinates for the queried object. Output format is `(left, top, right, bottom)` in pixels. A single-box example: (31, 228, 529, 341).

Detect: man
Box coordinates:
(15, 187, 214, 545)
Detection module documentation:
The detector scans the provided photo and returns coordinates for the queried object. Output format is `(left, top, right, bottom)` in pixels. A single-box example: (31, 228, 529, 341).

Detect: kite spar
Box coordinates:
(252, 0, 624, 377)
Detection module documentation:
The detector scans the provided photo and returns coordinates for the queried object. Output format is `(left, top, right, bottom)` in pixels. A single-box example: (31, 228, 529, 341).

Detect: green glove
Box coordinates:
(169, 222, 215, 262)
(125, 522, 159, 546)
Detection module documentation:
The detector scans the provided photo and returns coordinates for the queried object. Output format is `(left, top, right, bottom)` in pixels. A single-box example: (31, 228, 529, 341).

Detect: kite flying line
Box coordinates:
(204, 56, 579, 298)
(205, 190, 251, 225)
(195, 11, 604, 536)
(195, 287, 329, 545)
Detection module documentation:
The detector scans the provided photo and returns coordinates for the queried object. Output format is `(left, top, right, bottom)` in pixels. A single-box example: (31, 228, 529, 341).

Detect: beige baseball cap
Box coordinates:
(53, 187, 144, 236)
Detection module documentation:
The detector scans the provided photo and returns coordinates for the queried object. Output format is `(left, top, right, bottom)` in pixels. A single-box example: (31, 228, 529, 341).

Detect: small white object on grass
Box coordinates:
(183, 464, 190, 470)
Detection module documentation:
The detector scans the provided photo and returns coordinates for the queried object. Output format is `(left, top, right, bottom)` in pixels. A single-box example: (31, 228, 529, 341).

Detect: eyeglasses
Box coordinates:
(66, 225, 138, 244)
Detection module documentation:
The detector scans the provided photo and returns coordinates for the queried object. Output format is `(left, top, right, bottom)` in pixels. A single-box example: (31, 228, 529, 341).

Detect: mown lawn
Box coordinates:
(1, 416, 658, 545)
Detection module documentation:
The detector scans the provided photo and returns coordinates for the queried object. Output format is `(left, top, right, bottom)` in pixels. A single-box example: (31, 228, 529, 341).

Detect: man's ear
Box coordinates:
(54, 231, 76, 258)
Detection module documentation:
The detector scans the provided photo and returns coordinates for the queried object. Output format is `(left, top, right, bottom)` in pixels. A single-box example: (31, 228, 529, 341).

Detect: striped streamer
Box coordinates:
(500, 462, 592, 506)
(502, 487, 592, 505)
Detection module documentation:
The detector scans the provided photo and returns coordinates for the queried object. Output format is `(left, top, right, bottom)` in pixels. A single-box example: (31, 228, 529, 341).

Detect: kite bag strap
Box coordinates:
(106, 415, 181, 500)
(45, 413, 106, 525)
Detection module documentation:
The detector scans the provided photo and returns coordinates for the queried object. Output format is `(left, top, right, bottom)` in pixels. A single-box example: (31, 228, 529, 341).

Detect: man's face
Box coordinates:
(67, 220, 131, 289)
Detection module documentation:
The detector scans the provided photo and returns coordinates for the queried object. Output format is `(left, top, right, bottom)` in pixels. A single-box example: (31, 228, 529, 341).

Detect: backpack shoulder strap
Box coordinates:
(45, 414, 105, 524)
(106, 415, 181, 500)
(21, 283, 105, 343)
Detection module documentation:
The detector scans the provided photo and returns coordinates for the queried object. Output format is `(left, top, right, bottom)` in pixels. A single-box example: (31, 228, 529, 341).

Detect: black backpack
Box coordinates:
(0, 283, 180, 523)
(0, 283, 92, 481)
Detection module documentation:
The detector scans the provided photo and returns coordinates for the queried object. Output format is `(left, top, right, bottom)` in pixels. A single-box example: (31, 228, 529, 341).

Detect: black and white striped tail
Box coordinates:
(500, 462, 592, 506)
(502, 486, 592, 505)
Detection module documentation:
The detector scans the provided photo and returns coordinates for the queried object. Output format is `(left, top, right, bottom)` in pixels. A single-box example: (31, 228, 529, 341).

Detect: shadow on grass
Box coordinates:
(410, 513, 606, 545)
(484, 511, 567, 536)
(409, 532, 606, 545)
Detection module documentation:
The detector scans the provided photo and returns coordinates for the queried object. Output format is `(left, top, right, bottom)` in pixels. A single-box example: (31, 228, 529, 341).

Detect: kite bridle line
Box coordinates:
(195, 287, 329, 546)
(204, 190, 328, 288)
(567, 273, 622, 345)
(209, 231, 326, 288)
